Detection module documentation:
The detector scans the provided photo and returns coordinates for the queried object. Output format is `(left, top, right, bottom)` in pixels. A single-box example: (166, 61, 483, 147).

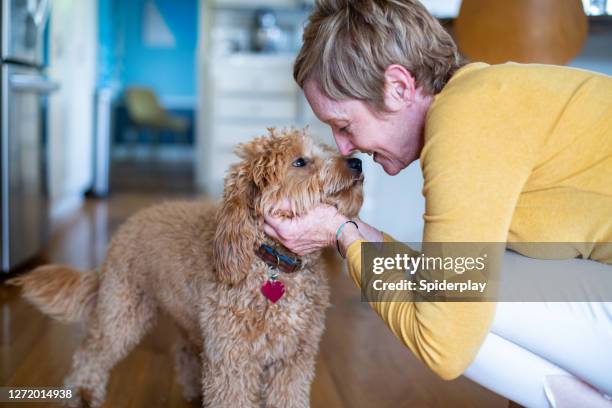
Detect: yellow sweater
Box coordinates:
(346, 62, 612, 379)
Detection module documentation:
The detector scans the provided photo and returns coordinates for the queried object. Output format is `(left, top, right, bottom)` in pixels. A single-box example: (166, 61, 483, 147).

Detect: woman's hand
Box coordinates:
(263, 200, 348, 256)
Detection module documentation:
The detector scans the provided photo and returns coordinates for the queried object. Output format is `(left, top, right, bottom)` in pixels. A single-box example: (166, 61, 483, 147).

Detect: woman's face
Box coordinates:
(304, 78, 429, 175)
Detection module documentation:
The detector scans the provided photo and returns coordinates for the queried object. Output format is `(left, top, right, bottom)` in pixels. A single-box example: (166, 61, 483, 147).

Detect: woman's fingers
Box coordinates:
(263, 223, 280, 241)
(266, 197, 293, 216)
(264, 217, 305, 253)
(262, 201, 345, 255)
(289, 244, 314, 257)
(263, 212, 283, 229)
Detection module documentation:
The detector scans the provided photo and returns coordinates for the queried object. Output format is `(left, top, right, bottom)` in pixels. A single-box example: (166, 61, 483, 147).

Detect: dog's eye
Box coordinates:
(292, 158, 307, 168)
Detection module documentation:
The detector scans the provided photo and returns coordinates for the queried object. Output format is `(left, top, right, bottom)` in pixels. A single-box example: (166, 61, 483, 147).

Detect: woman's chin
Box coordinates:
(383, 165, 402, 175)
(374, 154, 402, 175)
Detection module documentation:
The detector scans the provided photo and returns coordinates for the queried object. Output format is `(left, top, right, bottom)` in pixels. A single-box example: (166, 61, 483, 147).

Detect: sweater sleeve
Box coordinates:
(346, 239, 496, 380)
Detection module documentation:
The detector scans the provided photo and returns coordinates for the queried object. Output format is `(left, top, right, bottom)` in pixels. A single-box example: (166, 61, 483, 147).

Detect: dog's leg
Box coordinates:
(201, 360, 263, 408)
(173, 335, 202, 404)
(263, 344, 317, 408)
(201, 339, 263, 408)
(63, 277, 157, 408)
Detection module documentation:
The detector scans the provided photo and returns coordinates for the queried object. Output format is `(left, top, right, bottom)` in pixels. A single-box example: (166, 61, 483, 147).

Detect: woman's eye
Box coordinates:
(292, 158, 307, 167)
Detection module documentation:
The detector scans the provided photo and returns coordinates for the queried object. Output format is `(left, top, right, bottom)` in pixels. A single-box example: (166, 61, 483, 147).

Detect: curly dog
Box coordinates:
(8, 128, 364, 407)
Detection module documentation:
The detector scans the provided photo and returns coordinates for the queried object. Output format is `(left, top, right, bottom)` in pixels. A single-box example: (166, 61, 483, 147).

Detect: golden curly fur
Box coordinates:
(8, 128, 364, 407)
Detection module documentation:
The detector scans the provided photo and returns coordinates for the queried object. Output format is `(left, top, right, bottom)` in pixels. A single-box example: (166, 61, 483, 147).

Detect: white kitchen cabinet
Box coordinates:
(214, 0, 461, 17)
(47, 0, 97, 220)
(419, 0, 462, 18)
(216, 95, 298, 120)
(200, 53, 300, 194)
(214, 70, 296, 94)
(212, 0, 301, 8)
(198, 50, 337, 194)
(212, 122, 286, 149)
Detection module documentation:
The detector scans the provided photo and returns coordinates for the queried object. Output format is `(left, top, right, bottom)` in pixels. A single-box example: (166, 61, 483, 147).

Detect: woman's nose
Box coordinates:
(333, 133, 355, 156)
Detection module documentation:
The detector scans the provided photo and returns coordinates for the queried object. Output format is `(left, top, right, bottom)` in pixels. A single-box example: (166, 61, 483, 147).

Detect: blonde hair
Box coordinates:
(294, 0, 465, 110)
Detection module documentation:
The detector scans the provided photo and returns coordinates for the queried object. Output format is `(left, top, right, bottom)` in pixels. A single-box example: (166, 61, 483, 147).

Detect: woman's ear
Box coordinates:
(383, 64, 416, 111)
(213, 161, 259, 285)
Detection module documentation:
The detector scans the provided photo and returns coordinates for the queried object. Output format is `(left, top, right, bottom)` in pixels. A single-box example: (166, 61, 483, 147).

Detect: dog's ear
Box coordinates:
(234, 134, 281, 189)
(214, 130, 292, 284)
(213, 159, 259, 285)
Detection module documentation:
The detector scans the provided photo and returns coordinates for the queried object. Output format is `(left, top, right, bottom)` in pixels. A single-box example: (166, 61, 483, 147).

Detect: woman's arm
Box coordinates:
(334, 218, 384, 256)
(343, 239, 497, 380)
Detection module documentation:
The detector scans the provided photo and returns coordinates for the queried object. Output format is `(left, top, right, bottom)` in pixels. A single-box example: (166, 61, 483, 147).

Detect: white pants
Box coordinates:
(464, 254, 612, 408)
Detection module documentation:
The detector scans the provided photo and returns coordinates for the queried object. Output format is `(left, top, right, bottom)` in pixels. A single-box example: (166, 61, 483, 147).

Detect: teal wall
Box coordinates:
(98, 0, 197, 105)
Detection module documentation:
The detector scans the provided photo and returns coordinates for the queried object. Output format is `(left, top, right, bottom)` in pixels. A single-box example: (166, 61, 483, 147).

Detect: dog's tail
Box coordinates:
(6, 265, 99, 323)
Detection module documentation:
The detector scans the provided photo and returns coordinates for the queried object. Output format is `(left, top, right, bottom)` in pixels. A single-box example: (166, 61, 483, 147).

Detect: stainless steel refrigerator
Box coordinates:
(1, 0, 56, 272)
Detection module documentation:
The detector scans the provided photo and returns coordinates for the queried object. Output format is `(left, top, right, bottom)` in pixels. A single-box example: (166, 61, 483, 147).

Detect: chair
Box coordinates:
(123, 86, 189, 155)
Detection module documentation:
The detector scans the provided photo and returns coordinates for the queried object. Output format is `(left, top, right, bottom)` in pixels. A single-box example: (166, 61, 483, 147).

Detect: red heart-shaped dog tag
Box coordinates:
(261, 280, 285, 303)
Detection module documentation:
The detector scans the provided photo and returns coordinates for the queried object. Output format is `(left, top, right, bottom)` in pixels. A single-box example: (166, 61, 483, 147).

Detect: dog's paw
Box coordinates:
(181, 386, 202, 405)
(62, 386, 102, 408)
(185, 394, 203, 407)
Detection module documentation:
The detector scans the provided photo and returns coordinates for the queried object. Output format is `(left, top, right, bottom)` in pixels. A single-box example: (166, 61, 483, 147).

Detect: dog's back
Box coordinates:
(9, 199, 219, 331)
(105, 200, 220, 335)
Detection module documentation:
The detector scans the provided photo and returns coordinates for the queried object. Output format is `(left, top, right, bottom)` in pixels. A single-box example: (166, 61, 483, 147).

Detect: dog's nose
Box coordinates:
(346, 158, 362, 173)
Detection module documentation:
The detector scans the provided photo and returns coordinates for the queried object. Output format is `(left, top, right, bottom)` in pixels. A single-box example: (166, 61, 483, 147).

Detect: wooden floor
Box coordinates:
(0, 161, 506, 407)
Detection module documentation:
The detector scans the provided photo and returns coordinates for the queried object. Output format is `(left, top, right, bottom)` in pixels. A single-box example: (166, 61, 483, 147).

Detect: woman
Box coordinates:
(264, 0, 612, 406)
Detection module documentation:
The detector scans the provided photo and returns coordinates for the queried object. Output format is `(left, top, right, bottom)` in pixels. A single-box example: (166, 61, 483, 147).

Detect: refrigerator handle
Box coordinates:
(10, 75, 59, 94)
